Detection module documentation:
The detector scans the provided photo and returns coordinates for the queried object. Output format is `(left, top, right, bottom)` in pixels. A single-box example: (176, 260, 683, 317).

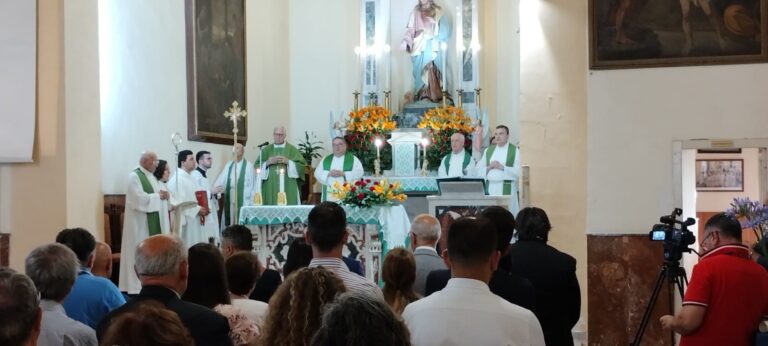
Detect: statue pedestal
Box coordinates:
(387, 130, 424, 177)
(398, 100, 441, 128)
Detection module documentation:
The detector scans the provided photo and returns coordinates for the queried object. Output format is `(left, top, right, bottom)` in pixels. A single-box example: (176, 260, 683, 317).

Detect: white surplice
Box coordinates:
(214, 159, 254, 228)
(169, 168, 219, 248)
(119, 167, 168, 294)
(191, 168, 220, 237)
(313, 154, 364, 202)
(438, 151, 477, 178)
(476, 144, 521, 214)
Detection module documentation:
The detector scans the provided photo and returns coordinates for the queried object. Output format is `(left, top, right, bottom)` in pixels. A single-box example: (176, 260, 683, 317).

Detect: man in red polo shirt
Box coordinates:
(660, 213, 768, 345)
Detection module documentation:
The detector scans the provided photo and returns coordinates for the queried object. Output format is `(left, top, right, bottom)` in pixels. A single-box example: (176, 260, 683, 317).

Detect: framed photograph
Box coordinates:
(185, 0, 247, 145)
(589, 0, 768, 69)
(696, 159, 744, 191)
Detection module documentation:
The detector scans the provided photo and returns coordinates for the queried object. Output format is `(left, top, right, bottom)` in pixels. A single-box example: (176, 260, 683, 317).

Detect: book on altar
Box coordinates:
(195, 190, 209, 225)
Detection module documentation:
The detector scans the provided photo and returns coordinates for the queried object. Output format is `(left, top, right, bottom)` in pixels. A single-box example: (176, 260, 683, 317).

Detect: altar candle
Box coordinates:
(456, 6, 463, 89)
(255, 168, 262, 193)
(279, 168, 285, 193)
(374, 138, 383, 159)
(440, 42, 448, 90)
(421, 138, 429, 160)
(384, 44, 391, 91)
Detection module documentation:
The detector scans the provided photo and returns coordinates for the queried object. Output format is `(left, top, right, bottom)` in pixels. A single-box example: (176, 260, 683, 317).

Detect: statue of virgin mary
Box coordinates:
(401, 0, 451, 103)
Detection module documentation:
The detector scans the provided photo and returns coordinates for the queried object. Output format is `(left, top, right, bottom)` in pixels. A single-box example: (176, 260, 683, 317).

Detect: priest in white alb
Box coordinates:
(438, 132, 477, 178)
(214, 143, 254, 227)
(476, 125, 521, 214)
(119, 151, 170, 294)
(169, 150, 218, 247)
(314, 136, 364, 201)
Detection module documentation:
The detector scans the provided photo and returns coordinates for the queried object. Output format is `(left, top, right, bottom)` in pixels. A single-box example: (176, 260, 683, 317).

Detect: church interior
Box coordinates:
(2, 0, 768, 344)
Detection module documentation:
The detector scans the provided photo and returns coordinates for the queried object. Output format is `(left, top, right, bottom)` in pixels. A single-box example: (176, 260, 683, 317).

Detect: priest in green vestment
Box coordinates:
(256, 126, 306, 205)
(438, 132, 477, 178)
(476, 125, 520, 214)
(314, 137, 364, 202)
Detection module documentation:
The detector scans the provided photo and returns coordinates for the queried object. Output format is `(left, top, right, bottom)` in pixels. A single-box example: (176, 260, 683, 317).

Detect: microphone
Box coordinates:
(257, 141, 269, 148)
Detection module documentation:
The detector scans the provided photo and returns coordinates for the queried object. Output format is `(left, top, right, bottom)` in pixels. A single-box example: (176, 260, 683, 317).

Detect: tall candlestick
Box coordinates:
(374, 138, 383, 176)
(279, 168, 285, 193)
(440, 42, 447, 92)
(456, 5, 463, 91)
(421, 138, 429, 176)
(354, 46, 362, 93)
(384, 44, 391, 91)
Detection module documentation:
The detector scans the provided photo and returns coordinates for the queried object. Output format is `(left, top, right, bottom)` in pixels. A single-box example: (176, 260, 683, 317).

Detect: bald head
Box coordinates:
(233, 143, 244, 160)
(139, 151, 159, 172)
(409, 214, 441, 249)
(92, 242, 113, 279)
(273, 126, 286, 145)
(135, 235, 188, 294)
(450, 133, 466, 154)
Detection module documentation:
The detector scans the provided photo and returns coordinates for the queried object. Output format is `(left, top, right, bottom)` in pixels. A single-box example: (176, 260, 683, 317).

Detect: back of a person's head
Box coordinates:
(307, 202, 347, 252)
(226, 252, 260, 296)
(284, 238, 313, 277)
(410, 214, 441, 245)
(382, 248, 419, 314)
(260, 267, 346, 346)
(221, 224, 254, 252)
(447, 217, 497, 267)
(183, 243, 230, 309)
(55, 227, 96, 265)
(0, 268, 40, 346)
(100, 300, 193, 346)
(134, 235, 186, 278)
(311, 292, 411, 346)
(516, 207, 551, 242)
(479, 206, 516, 251)
(25, 243, 79, 301)
(705, 212, 742, 241)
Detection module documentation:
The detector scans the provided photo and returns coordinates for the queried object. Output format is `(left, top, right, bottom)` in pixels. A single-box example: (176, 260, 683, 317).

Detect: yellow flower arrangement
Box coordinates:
(345, 106, 397, 133)
(330, 178, 407, 208)
(417, 106, 475, 134)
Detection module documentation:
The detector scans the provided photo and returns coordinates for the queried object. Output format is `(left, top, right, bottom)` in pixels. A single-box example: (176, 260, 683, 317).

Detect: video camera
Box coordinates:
(648, 208, 696, 263)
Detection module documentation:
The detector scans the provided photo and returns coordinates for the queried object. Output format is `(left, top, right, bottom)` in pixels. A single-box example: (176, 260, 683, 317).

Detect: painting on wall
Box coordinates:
(589, 0, 768, 69)
(185, 0, 247, 144)
(696, 159, 744, 191)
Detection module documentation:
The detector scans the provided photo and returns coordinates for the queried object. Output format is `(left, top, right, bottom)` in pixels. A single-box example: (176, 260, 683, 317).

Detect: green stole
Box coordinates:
(484, 143, 517, 195)
(321, 153, 354, 201)
(133, 168, 162, 236)
(442, 150, 472, 175)
(224, 160, 248, 226)
(256, 144, 306, 205)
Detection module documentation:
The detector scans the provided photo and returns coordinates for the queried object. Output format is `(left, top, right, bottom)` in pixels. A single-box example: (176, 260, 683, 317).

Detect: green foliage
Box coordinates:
(297, 131, 324, 166)
(345, 131, 392, 173)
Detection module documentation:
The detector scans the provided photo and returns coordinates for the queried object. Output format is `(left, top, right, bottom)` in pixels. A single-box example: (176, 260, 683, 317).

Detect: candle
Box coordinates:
(421, 138, 429, 158)
(354, 46, 362, 92)
(279, 168, 285, 193)
(255, 168, 262, 193)
(440, 42, 447, 90)
(456, 6, 463, 90)
(374, 138, 383, 159)
(384, 44, 391, 91)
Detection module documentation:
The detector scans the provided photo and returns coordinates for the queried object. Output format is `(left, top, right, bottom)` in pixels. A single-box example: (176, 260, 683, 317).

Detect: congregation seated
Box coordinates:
(90, 241, 114, 279)
(55, 228, 125, 329)
(306, 202, 382, 298)
(424, 206, 537, 312)
(382, 248, 420, 315)
(0, 267, 42, 346)
(183, 243, 260, 345)
(97, 234, 231, 346)
(259, 267, 346, 345)
(509, 207, 581, 346)
(283, 238, 313, 277)
(221, 225, 282, 303)
(99, 300, 193, 346)
(225, 252, 269, 325)
(26, 243, 98, 345)
(408, 214, 447, 296)
(311, 292, 412, 346)
(402, 217, 545, 345)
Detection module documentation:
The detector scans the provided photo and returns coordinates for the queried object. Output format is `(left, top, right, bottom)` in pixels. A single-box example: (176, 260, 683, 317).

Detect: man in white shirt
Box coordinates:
(438, 133, 476, 178)
(402, 217, 545, 346)
(409, 214, 446, 296)
(306, 202, 383, 299)
(314, 137, 364, 201)
(475, 125, 521, 214)
(120, 151, 170, 294)
(169, 150, 216, 247)
(215, 143, 255, 227)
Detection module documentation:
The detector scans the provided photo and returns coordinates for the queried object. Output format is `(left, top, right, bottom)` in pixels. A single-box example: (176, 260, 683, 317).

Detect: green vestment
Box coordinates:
(256, 143, 306, 205)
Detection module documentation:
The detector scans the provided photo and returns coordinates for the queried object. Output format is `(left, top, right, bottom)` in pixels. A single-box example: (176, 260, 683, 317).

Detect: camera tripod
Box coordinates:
(630, 260, 689, 346)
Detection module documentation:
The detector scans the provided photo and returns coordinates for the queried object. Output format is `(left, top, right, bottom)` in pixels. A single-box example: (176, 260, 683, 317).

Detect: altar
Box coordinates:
(239, 205, 410, 282)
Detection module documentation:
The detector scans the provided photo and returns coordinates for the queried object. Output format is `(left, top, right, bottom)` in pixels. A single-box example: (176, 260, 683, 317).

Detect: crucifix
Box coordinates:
(223, 100, 247, 224)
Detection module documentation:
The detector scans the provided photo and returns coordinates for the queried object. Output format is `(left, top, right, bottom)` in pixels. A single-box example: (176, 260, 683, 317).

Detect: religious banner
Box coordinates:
(185, 0, 247, 144)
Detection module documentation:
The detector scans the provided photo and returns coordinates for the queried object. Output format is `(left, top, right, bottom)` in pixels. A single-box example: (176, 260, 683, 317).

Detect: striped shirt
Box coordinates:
(309, 257, 383, 299)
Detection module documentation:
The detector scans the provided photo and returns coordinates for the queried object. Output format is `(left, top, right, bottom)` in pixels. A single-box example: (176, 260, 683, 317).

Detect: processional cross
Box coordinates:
(224, 101, 247, 224)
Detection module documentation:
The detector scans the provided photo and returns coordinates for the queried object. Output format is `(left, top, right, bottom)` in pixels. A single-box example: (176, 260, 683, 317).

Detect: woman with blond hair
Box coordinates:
(382, 247, 420, 315)
(259, 267, 346, 345)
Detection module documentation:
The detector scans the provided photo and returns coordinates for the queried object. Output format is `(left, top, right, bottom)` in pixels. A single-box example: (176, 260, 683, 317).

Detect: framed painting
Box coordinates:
(589, 0, 768, 69)
(185, 0, 247, 145)
(696, 159, 744, 191)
